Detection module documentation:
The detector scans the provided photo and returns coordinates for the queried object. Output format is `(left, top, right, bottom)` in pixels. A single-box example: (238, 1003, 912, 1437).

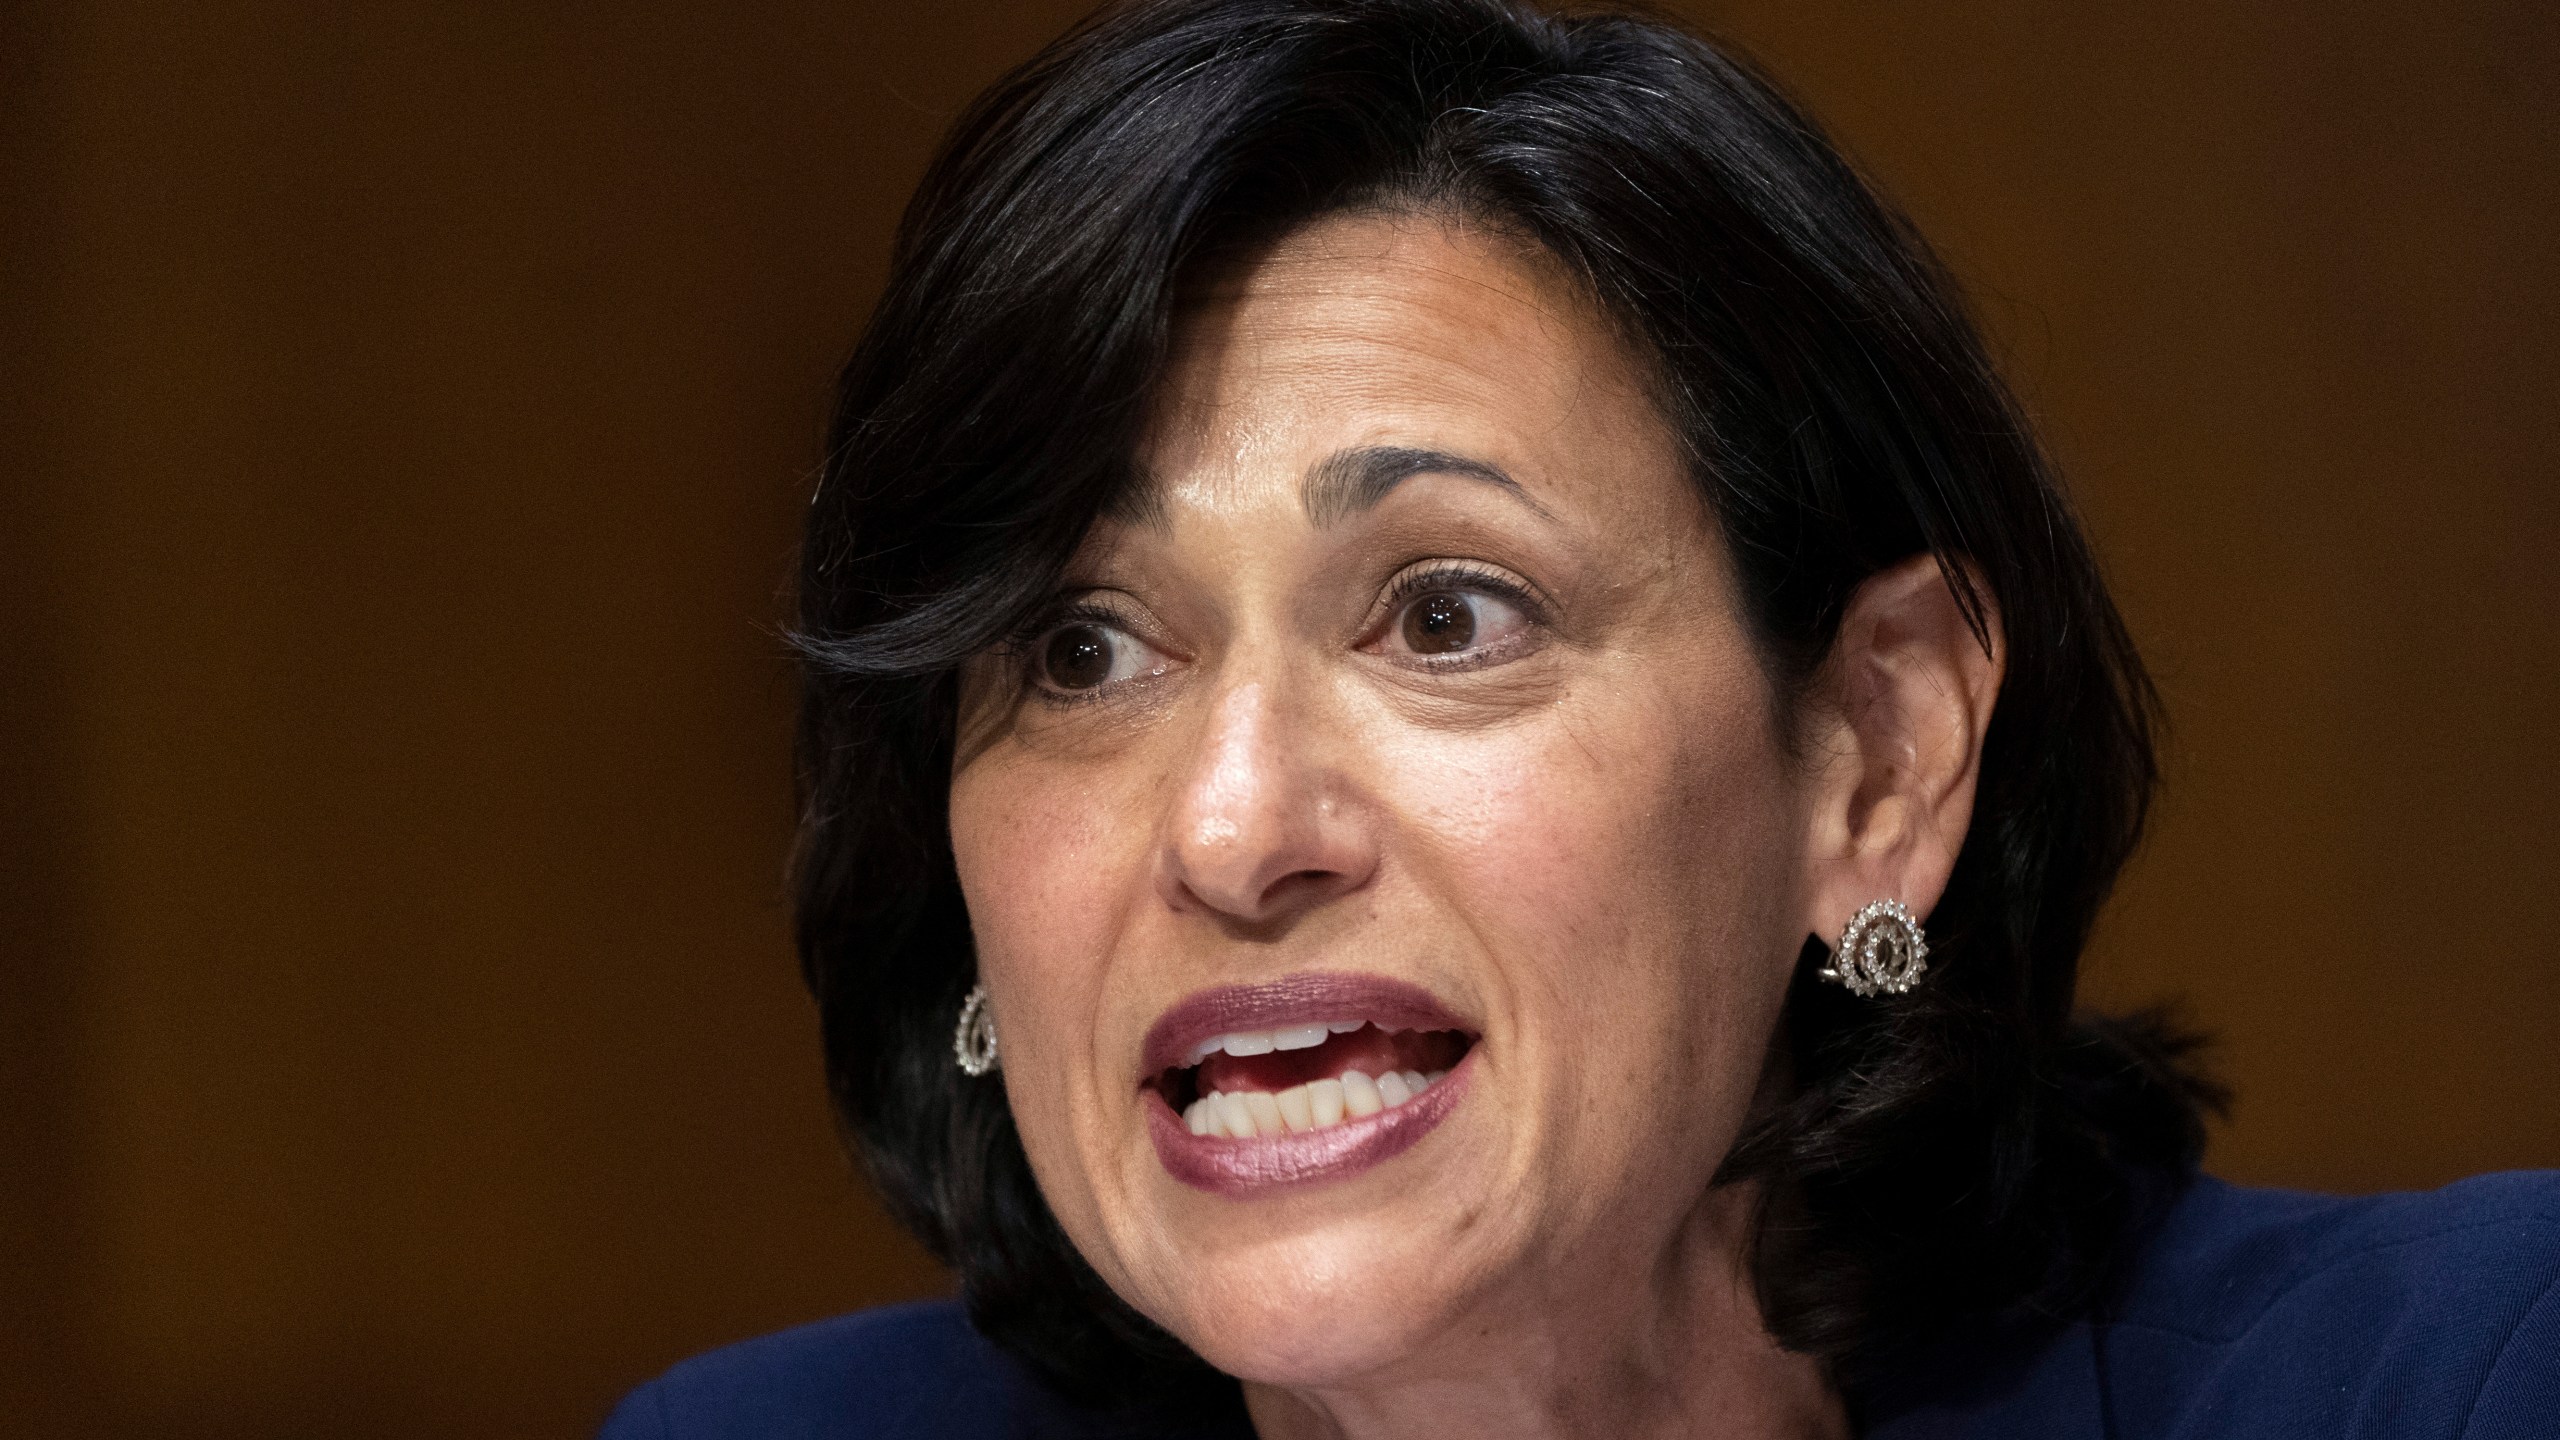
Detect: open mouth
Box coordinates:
(1149, 1021, 1474, 1140)
(1138, 974, 1481, 1193)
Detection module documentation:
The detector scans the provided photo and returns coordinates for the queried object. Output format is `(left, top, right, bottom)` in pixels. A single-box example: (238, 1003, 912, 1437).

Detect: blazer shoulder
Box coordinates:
(2115, 1169, 2560, 1342)
(600, 1300, 1004, 1440)
(2103, 1171, 2560, 1438)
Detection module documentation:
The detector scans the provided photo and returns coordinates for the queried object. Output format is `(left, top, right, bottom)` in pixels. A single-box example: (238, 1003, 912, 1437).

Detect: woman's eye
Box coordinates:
(1387, 588, 1529, 657)
(1033, 621, 1163, 694)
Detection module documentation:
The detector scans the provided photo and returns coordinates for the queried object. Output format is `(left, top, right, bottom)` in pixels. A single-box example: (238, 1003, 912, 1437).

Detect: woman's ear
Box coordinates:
(1799, 553, 2005, 946)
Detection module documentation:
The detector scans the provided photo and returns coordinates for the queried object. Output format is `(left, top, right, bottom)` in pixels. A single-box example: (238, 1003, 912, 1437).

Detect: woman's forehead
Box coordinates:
(1159, 213, 1618, 408)
(1134, 213, 1670, 528)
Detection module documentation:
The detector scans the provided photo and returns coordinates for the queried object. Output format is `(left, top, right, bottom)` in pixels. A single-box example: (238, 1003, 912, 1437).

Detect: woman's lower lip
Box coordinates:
(1144, 1055, 1473, 1196)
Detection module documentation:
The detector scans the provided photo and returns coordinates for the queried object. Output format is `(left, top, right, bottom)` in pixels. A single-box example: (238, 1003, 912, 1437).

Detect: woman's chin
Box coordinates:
(1127, 1210, 1497, 1387)
(1173, 1266, 1464, 1386)
(1079, 1055, 1526, 1384)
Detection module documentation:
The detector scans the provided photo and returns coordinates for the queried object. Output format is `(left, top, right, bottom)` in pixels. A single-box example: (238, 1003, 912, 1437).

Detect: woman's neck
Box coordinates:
(1237, 1183, 1848, 1440)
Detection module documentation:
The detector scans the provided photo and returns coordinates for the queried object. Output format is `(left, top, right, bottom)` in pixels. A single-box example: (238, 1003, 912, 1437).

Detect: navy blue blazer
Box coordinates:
(602, 1172, 2560, 1438)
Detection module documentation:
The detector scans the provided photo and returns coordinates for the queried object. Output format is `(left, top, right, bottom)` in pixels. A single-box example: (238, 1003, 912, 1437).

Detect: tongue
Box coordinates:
(1196, 1027, 1465, 1094)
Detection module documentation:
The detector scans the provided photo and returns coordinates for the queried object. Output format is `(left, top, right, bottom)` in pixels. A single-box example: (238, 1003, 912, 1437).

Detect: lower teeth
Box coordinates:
(1182, 1068, 1449, 1140)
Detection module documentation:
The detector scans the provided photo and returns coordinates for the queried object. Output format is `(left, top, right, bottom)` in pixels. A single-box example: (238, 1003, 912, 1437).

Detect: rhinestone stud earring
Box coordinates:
(953, 983, 999, 1076)
(1818, 899, 1930, 998)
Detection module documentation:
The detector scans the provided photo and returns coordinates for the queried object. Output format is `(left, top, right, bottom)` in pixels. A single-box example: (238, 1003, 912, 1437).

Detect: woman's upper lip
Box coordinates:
(1139, 972, 1475, 1078)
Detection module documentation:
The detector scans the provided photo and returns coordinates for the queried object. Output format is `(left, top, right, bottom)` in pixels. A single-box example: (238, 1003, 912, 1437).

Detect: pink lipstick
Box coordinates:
(1140, 973, 1479, 1196)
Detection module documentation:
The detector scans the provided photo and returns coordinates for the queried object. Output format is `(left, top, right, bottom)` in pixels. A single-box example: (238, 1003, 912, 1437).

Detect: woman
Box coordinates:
(605, 0, 2558, 1435)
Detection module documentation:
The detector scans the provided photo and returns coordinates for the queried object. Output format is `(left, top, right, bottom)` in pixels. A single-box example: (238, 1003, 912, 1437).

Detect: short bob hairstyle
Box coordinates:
(793, 0, 2219, 1407)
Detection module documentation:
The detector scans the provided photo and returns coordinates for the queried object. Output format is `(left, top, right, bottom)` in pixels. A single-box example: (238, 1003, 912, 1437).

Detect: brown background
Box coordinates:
(5, 0, 2554, 1434)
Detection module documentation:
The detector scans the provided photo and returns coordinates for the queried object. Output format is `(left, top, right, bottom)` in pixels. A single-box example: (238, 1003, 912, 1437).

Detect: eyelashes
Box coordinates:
(1008, 560, 1553, 706)
(1013, 597, 1172, 705)
(1377, 560, 1547, 623)
(1366, 561, 1546, 670)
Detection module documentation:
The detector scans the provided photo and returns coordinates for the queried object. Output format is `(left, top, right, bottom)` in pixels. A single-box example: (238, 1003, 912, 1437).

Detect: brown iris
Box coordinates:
(1041, 624, 1115, 689)
(1401, 592, 1475, 653)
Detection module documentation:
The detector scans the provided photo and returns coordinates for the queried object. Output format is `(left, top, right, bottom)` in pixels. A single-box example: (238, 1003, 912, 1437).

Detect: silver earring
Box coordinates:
(953, 983, 999, 1076)
(1818, 899, 1930, 998)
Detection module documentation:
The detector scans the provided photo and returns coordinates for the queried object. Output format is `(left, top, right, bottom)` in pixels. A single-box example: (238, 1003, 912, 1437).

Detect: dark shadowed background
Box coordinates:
(4, 1, 2554, 1434)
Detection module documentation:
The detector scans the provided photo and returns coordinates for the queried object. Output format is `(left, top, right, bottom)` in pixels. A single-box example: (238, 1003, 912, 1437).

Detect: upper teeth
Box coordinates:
(1186, 1019, 1368, 1065)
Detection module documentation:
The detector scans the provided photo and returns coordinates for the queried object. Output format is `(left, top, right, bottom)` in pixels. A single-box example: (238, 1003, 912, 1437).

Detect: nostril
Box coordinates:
(1225, 867, 1359, 930)
(1165, 856, 1367, 930)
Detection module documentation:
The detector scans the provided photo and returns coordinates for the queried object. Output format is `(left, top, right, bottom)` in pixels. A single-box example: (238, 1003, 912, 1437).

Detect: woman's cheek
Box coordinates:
(950, 761, 1140, 1246)
(1377, 690, 1780, 1061)
(1382, 687, 1715, 917)
(1381, 720, 1648, 1001)
(950, 760, 1137, 1051)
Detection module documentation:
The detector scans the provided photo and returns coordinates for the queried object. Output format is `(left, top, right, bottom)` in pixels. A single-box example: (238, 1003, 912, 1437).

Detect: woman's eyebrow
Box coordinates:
(1300, 444, 1551, 526)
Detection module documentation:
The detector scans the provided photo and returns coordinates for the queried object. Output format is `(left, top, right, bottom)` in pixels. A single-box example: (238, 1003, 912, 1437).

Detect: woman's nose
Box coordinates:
(1157, 680, 1377, 930)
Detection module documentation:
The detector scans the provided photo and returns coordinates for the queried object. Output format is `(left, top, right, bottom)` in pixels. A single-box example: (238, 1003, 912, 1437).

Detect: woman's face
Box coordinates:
(947, 213, 1819, 1385)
